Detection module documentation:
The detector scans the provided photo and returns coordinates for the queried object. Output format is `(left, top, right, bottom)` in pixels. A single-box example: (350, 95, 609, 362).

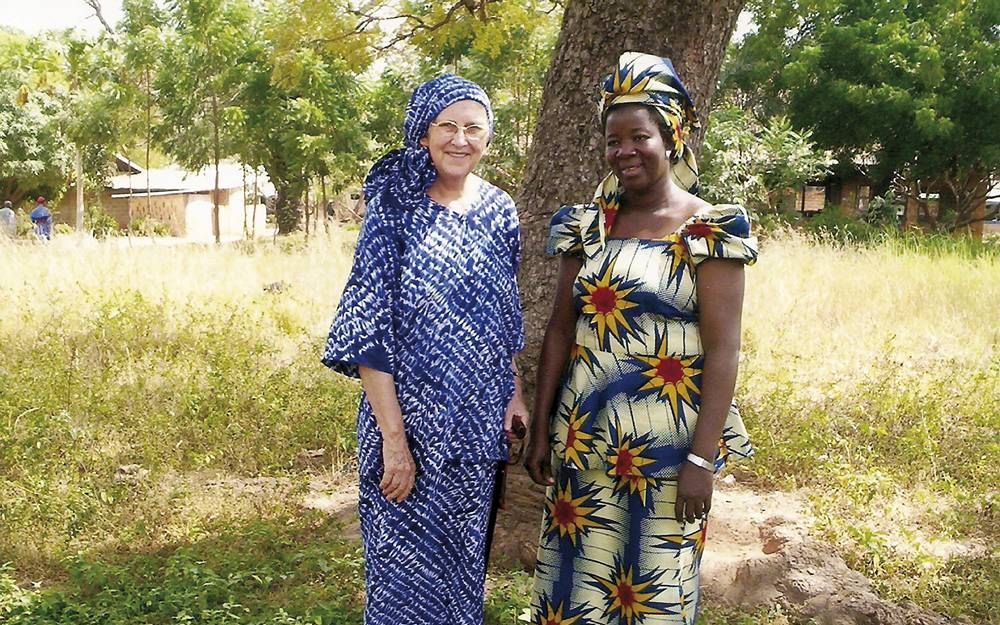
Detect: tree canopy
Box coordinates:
(3, 0, 994, 233)
(726, 0, 1000, 228)
(0, 31, 73, 205)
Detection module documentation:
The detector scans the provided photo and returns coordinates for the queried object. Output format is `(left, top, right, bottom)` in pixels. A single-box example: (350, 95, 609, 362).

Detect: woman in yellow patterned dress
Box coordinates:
(524, 52, 758, 625)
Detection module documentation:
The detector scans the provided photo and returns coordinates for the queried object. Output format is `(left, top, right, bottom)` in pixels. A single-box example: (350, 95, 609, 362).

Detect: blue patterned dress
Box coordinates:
(530, 203, 757, 625)
(323, 177, 524, 625)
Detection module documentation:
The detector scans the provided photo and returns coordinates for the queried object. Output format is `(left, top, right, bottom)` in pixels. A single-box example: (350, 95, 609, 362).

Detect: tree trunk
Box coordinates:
(274, 179, 304, 235)
(515, 0, 745, 379)
(75, 147, 85, 231)
(943, 166, 991, 235)
(212, 95, 222, 245)
(242, 164, 249, 239)
(145, 67, 152, 221)
(495, 0, 746, 568)
(304, 184, 311, 239)
(275, 186, 301, 234)
(321, 174, 329, 234)
(252, 168, 259, 238)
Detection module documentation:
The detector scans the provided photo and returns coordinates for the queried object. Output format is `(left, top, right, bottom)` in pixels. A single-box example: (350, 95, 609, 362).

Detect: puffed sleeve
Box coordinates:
(545, 203, 587, 256)
(683, 204, 759, 266)
(321, 198, 399, 378)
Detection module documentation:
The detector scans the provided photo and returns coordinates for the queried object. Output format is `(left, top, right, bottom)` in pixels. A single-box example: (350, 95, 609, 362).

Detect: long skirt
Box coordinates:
(359, 461, 497, 625)
(530, 462, 708, 625)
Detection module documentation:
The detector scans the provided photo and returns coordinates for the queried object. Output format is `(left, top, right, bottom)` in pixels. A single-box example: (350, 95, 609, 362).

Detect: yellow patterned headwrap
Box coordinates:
(594, 52, 701, 235)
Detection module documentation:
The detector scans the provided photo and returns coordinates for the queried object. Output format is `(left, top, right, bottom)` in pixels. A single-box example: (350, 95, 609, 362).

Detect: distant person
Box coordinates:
(0, 200, 15, 237)
(30, 196, 52, 240)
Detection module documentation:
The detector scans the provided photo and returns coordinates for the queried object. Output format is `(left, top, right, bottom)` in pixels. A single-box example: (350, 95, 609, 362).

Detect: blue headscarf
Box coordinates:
(363, 74, 494, 206)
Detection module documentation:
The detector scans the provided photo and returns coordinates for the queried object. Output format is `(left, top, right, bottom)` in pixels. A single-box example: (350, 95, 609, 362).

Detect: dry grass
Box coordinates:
(0, 228, 997, 623)
(739, 230, 999, 621)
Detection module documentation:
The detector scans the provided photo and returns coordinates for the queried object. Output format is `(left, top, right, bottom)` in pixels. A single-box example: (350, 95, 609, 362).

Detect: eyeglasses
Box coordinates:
(429, 120, 490, 143)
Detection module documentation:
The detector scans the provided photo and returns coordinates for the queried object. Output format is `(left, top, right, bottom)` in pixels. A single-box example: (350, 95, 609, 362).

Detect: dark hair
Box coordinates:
(603, 103, 679, 162)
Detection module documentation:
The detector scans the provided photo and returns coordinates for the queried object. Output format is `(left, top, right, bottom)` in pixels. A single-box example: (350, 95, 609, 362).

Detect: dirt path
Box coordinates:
(302, 470, 970, 625)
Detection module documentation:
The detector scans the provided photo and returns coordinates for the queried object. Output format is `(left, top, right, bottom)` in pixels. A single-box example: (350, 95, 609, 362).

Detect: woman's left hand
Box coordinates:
(675, 462, 714, 523)
(504, 389, 530, 433)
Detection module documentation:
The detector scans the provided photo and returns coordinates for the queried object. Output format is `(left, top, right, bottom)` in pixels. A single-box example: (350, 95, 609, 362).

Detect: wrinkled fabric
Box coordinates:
(324, 74, 516, 625)
(322, 179, 524, 472)
(359, 461, 496, 625)
(323, 182, 522, 625)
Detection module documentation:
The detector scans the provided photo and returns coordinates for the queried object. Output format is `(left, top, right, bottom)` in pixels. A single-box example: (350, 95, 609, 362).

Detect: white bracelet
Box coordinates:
(686, 452, 716, 473)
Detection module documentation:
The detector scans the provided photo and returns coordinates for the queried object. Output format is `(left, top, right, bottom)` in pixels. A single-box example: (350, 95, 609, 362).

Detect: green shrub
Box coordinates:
(14, 209, 33, 237)
(863, 189, 901, 227)
(84, 205, 120, 238)
(130, 216, 172, 237)
(801, 203, 884, 242)
(0, 514, 365, 625)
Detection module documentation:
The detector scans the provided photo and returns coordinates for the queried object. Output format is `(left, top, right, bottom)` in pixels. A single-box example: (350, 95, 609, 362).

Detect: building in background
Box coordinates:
(58, 155, 272, 241)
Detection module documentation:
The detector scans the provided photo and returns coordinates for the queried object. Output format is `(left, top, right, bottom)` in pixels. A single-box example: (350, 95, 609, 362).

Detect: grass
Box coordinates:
(1, 228, 998, 624)
(739, 229, 999, 622)
(0, 511, 366, 625)
(0, 234, 361, 577)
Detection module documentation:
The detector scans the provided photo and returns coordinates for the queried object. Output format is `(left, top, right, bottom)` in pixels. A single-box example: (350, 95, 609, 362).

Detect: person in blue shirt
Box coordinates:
(29, 196, 52, 240)
(322, 75, 527, 625)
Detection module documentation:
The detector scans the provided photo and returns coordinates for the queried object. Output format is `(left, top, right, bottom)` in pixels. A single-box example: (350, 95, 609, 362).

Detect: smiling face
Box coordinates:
(604, 104, 672, 194)
(419, 100, 490, 184)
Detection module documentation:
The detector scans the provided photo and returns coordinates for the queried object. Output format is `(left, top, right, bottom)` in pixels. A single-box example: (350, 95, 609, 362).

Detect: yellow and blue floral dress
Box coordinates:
(530, 202, 758, 625)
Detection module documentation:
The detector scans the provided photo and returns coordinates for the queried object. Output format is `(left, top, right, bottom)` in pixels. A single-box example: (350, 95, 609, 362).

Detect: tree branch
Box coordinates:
(346, 0, 501, 51)
(83, 0, 115, 35)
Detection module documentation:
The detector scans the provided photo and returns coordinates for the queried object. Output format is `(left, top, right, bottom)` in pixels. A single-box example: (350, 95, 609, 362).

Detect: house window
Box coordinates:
(857, 185, 871, 213)
(801, 185, 825, 213)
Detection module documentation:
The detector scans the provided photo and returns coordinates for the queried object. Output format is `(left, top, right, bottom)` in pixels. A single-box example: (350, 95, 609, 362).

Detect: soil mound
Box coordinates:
(485, 468, 965, 625)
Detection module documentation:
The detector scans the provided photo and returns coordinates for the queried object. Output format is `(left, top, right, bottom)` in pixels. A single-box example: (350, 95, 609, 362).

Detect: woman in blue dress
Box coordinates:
(322, 75, 527, 625)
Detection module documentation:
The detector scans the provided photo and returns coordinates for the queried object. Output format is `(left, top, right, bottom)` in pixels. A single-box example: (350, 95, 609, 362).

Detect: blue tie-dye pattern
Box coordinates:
(323, 73, 519, 625)
(322, 178, 523, 625)
(323, 180, 524, 474)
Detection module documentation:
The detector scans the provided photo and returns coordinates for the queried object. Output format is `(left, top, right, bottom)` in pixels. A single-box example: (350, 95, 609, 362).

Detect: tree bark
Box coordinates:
(84, 0, 115, 35)
(305, 184, 311, 239)
(321, 174, 329, 234)
(274, 180, 304, 235)
(75, 147, 84, 231)
(274, 178, 302, 234)
(252, 168, 259, 238)
(242, 164, 249, 239)
(515, 0, 746, 380)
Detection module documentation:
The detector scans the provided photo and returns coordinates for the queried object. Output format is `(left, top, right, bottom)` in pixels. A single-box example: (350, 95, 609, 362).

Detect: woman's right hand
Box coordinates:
(524, 439, 554, 486)
(380, 433, 417, 502)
